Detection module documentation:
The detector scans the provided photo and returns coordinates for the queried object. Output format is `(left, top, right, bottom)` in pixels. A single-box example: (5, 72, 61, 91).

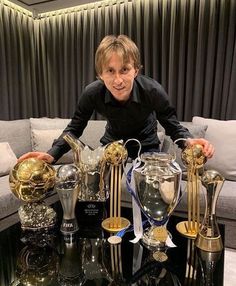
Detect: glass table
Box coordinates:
(0, 201, 224, 285)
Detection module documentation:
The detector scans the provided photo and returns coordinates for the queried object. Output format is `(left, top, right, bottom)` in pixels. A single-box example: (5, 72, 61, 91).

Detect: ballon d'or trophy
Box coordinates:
(102, 141, 131, 233)
(55, 164, 80, 234)
(195, 170, 224, 252)
(133, 152, 181, 249)
(176, 143, 206, 238)
(9, 158, 56, 230)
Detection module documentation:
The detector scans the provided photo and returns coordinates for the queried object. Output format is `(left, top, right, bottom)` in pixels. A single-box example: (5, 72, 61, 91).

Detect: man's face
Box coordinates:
(99, 52, 139, 102)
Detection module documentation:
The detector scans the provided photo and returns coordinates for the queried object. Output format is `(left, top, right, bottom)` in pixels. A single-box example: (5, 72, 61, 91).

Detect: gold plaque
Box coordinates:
(152, 226, 168, 242)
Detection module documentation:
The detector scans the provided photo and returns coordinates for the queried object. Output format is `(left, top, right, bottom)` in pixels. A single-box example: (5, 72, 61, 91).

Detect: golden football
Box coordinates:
(9, 158, 56, 203)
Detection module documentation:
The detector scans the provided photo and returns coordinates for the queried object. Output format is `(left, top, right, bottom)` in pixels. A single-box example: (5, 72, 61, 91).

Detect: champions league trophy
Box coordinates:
(131, 151, 182, 250)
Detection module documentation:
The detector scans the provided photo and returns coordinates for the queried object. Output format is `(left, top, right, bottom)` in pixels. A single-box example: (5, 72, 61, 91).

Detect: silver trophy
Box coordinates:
(133, 152, 181, 249)
(55, 164, 80, 234)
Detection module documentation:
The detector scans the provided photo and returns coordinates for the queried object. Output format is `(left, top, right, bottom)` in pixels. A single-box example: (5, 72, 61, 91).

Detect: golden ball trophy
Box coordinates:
(101, 141, 131, 234)
(176, 143, 206, 238)
(9, 158, 57, 230)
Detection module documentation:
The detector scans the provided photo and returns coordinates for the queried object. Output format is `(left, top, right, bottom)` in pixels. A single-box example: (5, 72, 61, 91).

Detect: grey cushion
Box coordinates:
(80, 120, 107, 149)
(0, 143, 17, 176)
(0, 119, 31, 157)
(0, 175, 21, 219)
(192, 116, 236, 181)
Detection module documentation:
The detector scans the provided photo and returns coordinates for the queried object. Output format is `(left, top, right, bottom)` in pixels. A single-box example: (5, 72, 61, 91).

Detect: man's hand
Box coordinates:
(186, 138, 214, 159)
(18, 152, 54, 164)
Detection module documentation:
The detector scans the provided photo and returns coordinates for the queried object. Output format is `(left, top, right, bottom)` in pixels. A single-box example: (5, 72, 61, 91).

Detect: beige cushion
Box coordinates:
(192, 116, 236, 181)
(31, 129, 73, 164)
(0, 142, 17, 176)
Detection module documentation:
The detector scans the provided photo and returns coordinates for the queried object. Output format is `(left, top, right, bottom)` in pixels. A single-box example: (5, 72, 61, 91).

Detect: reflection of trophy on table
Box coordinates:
(57, 238, 85, 285)
(11, 244, 59, 286)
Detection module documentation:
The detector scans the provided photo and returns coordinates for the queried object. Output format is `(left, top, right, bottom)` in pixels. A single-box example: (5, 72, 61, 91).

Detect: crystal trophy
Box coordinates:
(64, 133, 108, 225)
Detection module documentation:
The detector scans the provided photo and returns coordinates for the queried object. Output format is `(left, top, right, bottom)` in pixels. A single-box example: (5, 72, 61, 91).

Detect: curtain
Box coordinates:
(0, 0, 235, 120)
(0, 2, 38, 119)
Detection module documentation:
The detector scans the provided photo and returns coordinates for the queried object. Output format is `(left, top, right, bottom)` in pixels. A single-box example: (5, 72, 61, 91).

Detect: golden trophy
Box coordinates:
(176, 143, 206, 238)
(195, 170, 224, 252)
(102, 141, 131, 233)
(9, 158, 56, 230)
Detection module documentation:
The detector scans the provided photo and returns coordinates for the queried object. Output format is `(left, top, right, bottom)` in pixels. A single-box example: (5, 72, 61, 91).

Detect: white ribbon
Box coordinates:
(129, 158, 144, 243)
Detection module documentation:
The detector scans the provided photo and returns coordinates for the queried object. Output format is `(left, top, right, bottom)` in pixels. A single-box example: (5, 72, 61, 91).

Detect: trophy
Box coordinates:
(176, 143, 207, 238)
(133, 152, 181, 249)
(195, 170, 224, 252)
(64, 133, 108, 225)
(9, 158, 57, 230)
(102, 141, 130, 233)
(55, 164, 80, 234)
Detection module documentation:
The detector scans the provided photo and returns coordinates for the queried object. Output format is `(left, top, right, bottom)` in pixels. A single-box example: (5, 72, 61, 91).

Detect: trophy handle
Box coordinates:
(123, 138, 142, 177)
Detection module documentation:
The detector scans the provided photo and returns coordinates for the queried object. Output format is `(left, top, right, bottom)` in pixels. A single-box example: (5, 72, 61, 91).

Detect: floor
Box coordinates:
(224, 248, 236, 286)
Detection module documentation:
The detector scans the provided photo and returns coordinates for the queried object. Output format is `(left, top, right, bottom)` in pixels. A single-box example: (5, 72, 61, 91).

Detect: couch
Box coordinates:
(0, 117, 236, 248)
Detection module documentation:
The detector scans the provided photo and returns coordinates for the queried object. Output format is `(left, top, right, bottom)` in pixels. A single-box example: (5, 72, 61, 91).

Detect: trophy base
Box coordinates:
(101, 217, 130, 233)
(141, 225, 168, 250)
(176, 221, 199, 239)
(77, 201, 106, 226)
(60, 218, 79, 235)
(18, 202, 56, 230)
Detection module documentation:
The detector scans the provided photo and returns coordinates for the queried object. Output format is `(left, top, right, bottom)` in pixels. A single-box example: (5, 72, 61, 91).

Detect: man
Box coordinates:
(19, 35, 214, 163)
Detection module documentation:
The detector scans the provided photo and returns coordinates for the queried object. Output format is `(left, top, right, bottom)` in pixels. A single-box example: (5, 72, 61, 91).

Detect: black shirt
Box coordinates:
(48, 75, 192, 161)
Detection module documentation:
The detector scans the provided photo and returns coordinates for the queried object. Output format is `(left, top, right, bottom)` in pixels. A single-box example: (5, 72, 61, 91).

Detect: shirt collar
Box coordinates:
(104, 79, 141, 104)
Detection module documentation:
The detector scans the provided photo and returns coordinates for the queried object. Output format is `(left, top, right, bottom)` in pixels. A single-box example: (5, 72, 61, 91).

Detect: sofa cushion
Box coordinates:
(0, 143, 17, 176)
(192, 116, 236, 181)
(0, 119, 31, 157)
(30, 118, 107, 162)
(80, 120, 107, 149)
(31, 129, 74, 164)
(0, 175, 21, 219)
(161, 122, 208, 170)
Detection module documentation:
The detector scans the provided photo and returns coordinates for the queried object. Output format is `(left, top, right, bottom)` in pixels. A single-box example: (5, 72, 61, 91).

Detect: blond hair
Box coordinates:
(95, 35, 141, 76)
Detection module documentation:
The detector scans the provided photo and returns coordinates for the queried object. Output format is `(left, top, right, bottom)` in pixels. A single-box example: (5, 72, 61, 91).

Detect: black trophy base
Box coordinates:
(76, 201, 107, 226)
